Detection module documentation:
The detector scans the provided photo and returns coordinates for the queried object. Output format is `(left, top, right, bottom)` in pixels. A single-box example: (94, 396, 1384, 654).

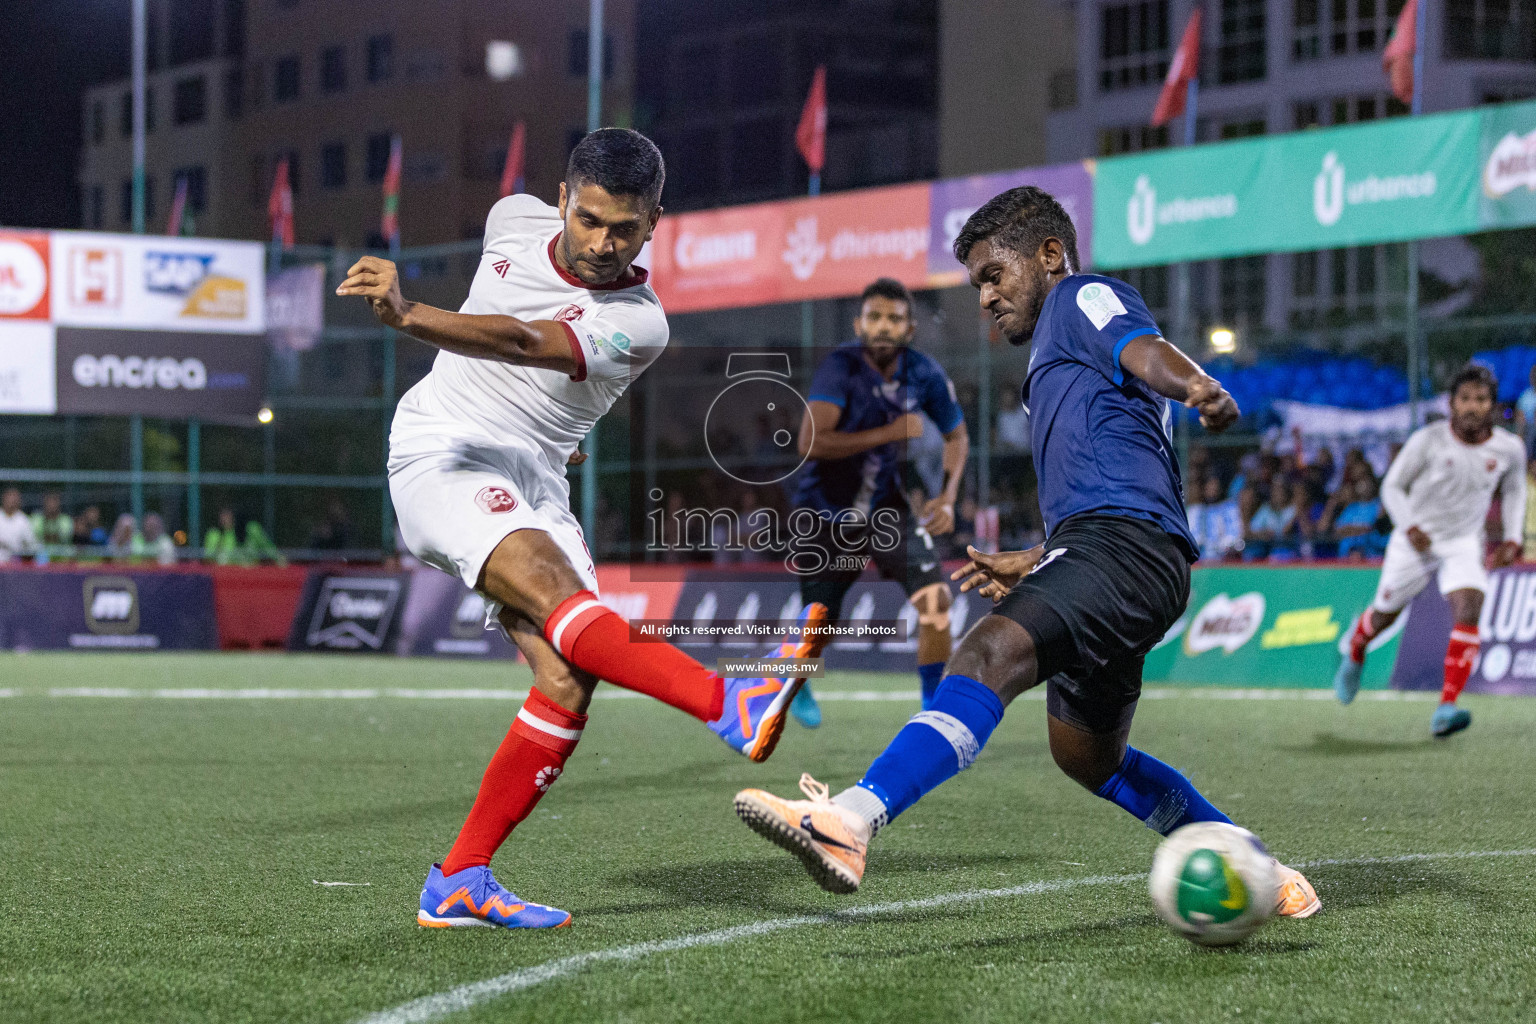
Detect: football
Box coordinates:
(1149, 822, 1281, 946)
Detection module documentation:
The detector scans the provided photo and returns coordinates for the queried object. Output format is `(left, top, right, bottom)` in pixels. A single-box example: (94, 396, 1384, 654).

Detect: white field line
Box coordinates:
(357, 847, 1536, 1024)
(0, 686, 1438, 703)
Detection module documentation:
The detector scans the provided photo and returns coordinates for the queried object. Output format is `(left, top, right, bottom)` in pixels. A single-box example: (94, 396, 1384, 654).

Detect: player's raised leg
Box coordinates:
(1433, 586, 1483, 738)
(1335, 530, 1429, 704)
(911, 581, 953, 710)
(484, 529, 799, 761)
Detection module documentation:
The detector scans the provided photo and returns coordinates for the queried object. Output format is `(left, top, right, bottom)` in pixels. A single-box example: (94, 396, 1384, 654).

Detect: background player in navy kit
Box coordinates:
(734, 188, 1320, 918)
(787, 278, 970, 725)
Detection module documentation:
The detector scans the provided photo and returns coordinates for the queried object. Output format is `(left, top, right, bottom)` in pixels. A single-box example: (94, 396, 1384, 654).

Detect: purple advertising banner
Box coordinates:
(397, 567, 520, 660)
(926, 161, 1095, 286)
(0, 569, 218, 651)
(1390, 563, 1536, 695)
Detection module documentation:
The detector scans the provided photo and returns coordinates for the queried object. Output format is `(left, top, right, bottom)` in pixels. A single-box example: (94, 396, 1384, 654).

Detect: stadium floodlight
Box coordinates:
(256, 406, 274, 425)
(1209, 327, 1237, 354)
(486, 41, 524, 81)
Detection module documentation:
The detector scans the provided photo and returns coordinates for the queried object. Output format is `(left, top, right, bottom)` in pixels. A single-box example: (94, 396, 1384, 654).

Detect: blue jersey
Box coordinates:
(1021, 274, 1198, 560)
(793, 343, 965, 515)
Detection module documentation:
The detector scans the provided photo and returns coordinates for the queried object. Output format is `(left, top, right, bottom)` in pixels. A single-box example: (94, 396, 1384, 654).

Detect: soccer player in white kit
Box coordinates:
(336, 130, 808, 930)
(1333, 364, 1526, 737)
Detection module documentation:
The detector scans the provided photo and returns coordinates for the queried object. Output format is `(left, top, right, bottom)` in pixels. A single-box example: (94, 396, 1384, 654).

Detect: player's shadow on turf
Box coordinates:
(1306, 861, 1461, 911)
(600, 858, 828, 915)
(1284, 732, 1428, 756)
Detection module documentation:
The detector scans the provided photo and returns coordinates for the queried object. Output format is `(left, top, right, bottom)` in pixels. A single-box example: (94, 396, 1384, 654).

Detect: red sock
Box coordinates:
(544, 591, 725, 723)
(441, 687, 585, 876)
(1441, 626, 1479, 705)
(1348, 611, 1379, 664)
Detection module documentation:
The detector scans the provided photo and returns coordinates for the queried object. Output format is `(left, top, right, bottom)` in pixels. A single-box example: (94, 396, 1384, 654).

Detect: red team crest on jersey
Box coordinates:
(1487, 459, 1498, 473)
(475, 486, 518, 514)
(554, 303, 585, 322)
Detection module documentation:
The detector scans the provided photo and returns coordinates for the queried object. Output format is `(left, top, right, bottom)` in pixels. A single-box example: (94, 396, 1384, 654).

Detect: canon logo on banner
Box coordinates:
(675, 230, 757, 269)
(72, 354, 208, 390)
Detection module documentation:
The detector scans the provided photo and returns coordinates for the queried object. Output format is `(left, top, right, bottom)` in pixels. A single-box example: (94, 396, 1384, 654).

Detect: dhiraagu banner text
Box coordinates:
(1092, 104, 1517, 268)
(1143, 566, 1402, 688)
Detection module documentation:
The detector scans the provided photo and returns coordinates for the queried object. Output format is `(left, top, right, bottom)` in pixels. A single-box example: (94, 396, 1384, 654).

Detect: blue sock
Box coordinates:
(844, 675, 1004, 828)
(917, 662, 945, 710)
(1094, 747, 1233, 836)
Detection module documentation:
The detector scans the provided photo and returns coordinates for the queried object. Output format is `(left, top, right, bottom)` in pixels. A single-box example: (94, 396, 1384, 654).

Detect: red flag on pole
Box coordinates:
(167, 175, 188, 237)
(381, 135, 403, 249)
(267, 157, 294, 250)
(1152, 7, 1202, 128)
(499, 122, 527, 198)
(795, 65, 827, 174)
(1382, 0, 1417, 106)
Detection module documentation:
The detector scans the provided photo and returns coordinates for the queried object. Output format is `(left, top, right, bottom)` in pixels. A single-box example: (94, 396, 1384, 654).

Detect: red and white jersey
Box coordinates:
(1380, 420, 1526, 543)
(392, 195, 667, 471)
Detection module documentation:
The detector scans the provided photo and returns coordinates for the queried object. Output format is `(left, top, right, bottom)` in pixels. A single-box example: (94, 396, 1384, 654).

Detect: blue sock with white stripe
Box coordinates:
(834, 675, 1004, 833)
(917, 661, 946, 710)
(1094, 747, 1233, 835)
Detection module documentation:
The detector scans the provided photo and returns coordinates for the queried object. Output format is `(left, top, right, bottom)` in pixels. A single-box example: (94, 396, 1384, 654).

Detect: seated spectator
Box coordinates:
(1187, 476, 1244, 562)
(1333, 478, 1388, 559)
(72, 505, 108, 548)
(30, 492, 73, 555)
(107, 514, 139, 560)
(1228, 453, 1261, 500)
(1247, 479, 1300, 562)
(0, 486, 40, 562)
(204, 507, 285, 566)
(137, 513, 177, 565)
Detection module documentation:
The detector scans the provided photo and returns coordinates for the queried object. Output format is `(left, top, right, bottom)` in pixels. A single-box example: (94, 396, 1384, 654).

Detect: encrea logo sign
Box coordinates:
(72, 354, 208, 391)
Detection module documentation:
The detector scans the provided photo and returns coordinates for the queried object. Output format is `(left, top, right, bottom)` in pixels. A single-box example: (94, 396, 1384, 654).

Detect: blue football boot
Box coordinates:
(417, 864, 571, 929)
(1430, 702, 1472, 739)
(709, 602, 829, 760)
(1333, 653, 1364, 705)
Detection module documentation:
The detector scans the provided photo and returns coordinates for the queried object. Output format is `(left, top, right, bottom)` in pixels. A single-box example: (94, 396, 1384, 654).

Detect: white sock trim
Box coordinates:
(516, 707, 584, 741)
(549, 598, 604, 655)
(833, 785, 889, 836)
(911, 710, 981, 770)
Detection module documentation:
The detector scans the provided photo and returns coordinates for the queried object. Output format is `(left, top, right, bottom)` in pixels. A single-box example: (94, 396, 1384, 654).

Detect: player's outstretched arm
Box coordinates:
(797, 402, 924, 461)
(337, 256, 578, 375)
(1117, 335, 1239, 433)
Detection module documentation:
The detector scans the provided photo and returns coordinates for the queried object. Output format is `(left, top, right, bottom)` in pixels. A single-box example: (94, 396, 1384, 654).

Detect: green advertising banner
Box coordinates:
(1092, 100, 1536, 269)
(1143, 566, 1401, 688)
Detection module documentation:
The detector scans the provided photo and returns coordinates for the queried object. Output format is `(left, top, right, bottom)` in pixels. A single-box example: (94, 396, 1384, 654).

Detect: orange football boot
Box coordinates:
(735, 773, 869, 894)
(1274, 863, 1322, 918)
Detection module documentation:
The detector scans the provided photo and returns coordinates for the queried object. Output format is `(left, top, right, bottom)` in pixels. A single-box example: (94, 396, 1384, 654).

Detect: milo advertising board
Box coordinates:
(1143, 566, 1402, 688)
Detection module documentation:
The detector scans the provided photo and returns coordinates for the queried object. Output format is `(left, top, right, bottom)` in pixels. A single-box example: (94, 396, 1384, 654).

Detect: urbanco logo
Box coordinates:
(1314, 152, 1346, 226)
(1313, 150, 1437, 228)
(1128, 176, 1157, 245)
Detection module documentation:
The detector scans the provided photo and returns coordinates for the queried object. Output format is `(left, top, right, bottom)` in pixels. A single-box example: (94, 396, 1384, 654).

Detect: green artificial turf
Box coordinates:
(2, 653, 1534, 1024)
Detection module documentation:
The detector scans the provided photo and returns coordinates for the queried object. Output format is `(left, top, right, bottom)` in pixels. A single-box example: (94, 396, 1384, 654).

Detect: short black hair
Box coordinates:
(565, 128, 665, 208)
(1450, 362, 1498, 402)
(860, 277, 914, 312)
(952, 185, 1079, 271)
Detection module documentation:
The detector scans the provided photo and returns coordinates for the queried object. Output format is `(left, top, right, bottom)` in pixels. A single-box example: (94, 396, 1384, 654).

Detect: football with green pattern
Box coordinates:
(1149, 822, 1280, 946)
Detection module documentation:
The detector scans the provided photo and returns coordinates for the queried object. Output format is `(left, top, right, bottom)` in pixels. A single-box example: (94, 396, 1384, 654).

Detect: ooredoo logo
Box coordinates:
(0, 235, 49, 318)
(476, 486, 518, 514)
(73, 354, 208, 390)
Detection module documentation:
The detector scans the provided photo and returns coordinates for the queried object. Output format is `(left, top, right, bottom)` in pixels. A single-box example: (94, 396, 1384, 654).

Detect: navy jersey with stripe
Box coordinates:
(1021, 274, 1198, 560)
(793, 343, 965, 515)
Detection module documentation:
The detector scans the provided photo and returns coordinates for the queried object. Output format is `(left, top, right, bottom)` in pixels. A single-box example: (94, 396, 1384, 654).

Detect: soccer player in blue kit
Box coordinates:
(735, 187, 1321, 919)
(783, 278, 969, 727)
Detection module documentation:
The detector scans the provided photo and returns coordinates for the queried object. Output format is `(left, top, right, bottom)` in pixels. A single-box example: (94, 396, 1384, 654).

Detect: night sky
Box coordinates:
(0, 0, 129, 229)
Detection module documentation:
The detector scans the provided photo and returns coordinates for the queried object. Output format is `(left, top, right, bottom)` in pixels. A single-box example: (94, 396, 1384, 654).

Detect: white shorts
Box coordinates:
(388, 431, 598, 598)
(1372, 531, 1488, 614)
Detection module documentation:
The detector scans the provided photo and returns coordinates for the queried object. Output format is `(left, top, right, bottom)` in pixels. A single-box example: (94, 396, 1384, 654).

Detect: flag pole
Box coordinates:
(1405, 0, 1426, 426)
(580, 0, 604, 548)
(1174, 67, 1199, 475)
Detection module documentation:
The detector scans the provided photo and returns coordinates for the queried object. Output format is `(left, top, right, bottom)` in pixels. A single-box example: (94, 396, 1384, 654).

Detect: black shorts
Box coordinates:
(797, 506, 948, 621)
(991, 513, 1191, 735)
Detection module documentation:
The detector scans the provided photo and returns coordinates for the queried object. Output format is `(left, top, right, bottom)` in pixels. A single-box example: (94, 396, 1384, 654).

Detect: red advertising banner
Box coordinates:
(0, 232, 51, 320)
(651, 183, 932, 313)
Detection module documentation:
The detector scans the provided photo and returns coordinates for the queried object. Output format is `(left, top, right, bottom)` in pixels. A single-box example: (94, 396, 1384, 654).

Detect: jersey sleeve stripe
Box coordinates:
(558, 322, 588, 382)
(1109, 327, 1160, 386)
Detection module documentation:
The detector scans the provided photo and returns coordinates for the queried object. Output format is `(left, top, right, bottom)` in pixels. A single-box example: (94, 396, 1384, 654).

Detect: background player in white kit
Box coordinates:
(336, 129, 808, 930)
(1334, 364, 1525, 737)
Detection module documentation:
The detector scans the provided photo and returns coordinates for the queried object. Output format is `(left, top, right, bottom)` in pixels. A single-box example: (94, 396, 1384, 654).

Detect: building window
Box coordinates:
(168, 0, 216, 65)
(224, 67, 244, 119)
(1293, 91, 1407, 129)
(88, 185, 104, 228)
(224, 0, 246, 57)
(1289, 245, 1406, 327)
(1098, 123, 1169, 155)
(1217, 0, 1266, 82)
(1295, 0, 1409, 60)
(1218, 256, 1266, 326)
(1048, 69, 1079, 110)
(173, 166, 207, 214)
(274, 56, 301, 102)
(1099, 1, 1169, 92)
(321, 46, 347, 93)
(1199, 114, 1266, 140)
(173, 76, 207, 125)
(321, 142, 347, 188)
(90, 101, 104, 144)
(1446, 0, 1536, 59)
(1122, 265, 1170, 320)
(120, 92, 132, 137)
(367, 34, 393, 82)
(366, 132, 393, 182)
(567, 29, 615, 78)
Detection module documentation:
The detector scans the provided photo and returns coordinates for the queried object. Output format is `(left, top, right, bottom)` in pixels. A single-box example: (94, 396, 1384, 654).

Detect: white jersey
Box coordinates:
(1380, 420, 1526, 543)
(391, 195, 668, 472)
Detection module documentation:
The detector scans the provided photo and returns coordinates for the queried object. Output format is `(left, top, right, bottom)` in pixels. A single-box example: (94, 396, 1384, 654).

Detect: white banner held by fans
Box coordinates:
(49, 232, 266, 335)
(1268, 396, 1451, 479)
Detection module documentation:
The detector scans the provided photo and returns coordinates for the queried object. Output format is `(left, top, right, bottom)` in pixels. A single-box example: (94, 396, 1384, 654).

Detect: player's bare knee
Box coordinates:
(1047, 721, 1125, 791)
(1447, 588, 1483, 626)
(949, 615, 1036, 704)
(480, 530, 585, 622)
(532, 668, 597, 714)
